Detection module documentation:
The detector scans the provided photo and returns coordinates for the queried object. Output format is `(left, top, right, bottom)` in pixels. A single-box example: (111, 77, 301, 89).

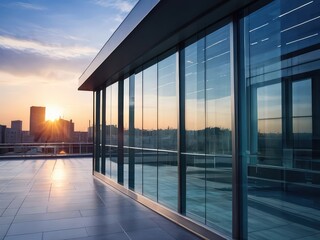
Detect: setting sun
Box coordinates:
(46, 106, 62, 121)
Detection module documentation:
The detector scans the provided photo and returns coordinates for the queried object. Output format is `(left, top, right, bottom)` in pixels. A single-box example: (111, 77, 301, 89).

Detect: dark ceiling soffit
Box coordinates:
(78, 0, 258, 91)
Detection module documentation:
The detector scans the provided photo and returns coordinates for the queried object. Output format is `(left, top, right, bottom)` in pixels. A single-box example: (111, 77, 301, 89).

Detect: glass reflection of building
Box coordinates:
(79, 0, 320, 239)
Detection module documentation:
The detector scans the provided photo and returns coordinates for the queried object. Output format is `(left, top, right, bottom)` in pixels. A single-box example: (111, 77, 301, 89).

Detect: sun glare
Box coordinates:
(46, 107, 62, 121)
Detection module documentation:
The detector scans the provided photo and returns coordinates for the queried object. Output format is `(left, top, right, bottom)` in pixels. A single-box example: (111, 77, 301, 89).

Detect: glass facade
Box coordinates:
(240, 0, 320, 239)
(93, 0, 320, 238)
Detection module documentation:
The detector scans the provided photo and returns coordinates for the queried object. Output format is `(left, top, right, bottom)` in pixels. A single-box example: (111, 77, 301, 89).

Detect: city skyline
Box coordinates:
(0, 0, 138, 131)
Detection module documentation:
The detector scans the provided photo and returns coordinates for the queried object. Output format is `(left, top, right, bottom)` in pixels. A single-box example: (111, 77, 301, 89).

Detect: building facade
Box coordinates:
(30, 106, 46, 142)
(79, 0, 320, 239)
(5, 120, 22, 143)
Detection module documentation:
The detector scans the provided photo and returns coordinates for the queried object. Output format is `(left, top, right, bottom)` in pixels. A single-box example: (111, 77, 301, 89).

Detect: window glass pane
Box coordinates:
(158, 52, 178, 210)
(124, 78, 129, 147)
(241, 1, 320, 238)
(185, 38, 205, 154)
(184, 37, 206, 223)
(184, 23, 232, 236)
(142, 63, 157, 201)
(158, 53, 177, 151)
(123, 77, 129, 188)
(105, 86, 112, 177)
(205, 23, 232, 235)
(292, 80, 312, 117)
(134, 71, 143, 193)
(111, 83, 118, 181)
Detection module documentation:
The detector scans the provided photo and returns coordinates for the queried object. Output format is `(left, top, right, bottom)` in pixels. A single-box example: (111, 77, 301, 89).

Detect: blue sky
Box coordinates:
(0, 0, 137, 131)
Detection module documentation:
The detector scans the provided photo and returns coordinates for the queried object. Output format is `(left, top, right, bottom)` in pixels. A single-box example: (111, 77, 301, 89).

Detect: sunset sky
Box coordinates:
(0, 0, 137, 131)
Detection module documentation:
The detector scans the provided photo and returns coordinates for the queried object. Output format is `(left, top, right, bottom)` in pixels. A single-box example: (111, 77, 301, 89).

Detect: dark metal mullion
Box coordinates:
(232, 14, 248, 240)
(95, 90, 101, 173)
(118, 80, 124, 184)
(129, 75, 135, 190)
(101, 88, 106, 175)
(156, 59, 159, 202)
(204, 32, 208, 224)
(92, 92, 96, 174)
(178, 44, 186, 214)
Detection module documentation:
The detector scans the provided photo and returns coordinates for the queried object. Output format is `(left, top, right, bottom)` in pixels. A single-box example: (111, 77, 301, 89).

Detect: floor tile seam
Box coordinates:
(13, 212, 83, 224)
(3, 186, 35, 238)
(118, 222, 132, 240)
(42, 226, 89, 238)
(3, 230, 44, 238)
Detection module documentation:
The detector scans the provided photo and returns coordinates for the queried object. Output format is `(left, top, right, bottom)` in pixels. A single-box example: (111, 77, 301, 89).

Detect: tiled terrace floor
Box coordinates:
(0, 158, 201, 240)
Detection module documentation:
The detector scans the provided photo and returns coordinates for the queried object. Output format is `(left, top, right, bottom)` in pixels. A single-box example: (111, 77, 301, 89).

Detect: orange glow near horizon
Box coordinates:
(46, 106, 62, 122)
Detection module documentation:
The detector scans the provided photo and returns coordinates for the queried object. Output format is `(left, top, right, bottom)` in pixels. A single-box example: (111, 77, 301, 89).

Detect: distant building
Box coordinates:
(30, 106, 46, 142)
(5, 120, 23, 143)
(87, 126, 93, 142)
(22, 131, 34, 143)
(11, 120, 22, 131)
(73, 131, 89, 142)
(0, 125, 6, 143)
(44, 118, 74, 142)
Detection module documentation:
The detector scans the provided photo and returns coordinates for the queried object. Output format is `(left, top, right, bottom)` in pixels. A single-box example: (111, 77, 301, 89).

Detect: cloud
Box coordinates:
(93, 0, 137, 13)
(0, 35, 98, 59)
(12, 2, 46, 11)
(0, 47, 91, 86)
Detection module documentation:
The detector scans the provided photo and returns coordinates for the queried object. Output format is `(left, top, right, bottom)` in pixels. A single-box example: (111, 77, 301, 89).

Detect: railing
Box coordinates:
(0, 142, 93, 158)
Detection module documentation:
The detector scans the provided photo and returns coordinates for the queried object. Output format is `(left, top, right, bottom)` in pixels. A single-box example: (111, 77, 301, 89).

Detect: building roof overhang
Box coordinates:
(78, 0, 260, 91)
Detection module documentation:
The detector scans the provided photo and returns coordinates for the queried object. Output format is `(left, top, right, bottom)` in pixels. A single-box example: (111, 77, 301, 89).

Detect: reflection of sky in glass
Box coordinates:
(257, 83, 282, 119)
(247, 0, 320, 79)
(111, 82, 118, 145)
(134, 72, 143, 147)
(123, 77, 129, 130)
(143, 63, 157, 130)
(258, 119, 282, 134)
(158, 53, 177, 130)
(185, 38, 205, 131)
(105, 86, 111, 145)
(293, 117, 312, 133)
(292, 79, 312, 117)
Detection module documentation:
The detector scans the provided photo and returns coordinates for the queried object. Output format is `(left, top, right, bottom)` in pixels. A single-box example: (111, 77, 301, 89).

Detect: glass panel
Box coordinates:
(257, 84, 282, 166)
(134, 71, 143, 193)
(123, 77, 129, 188)
(158, 52, 178, 210)
(292, 80, 312, 117)
(124, 78, 130, 147)
(205, 23, 232, 235)
(241, 1, 320, 239)
(142, 63, 157, 201)
(184, 37, 206, 223)
(111, 83, 118, 181)
(184, 23, 232, 236)
(186, 154, 206, 223)
(105, 86, 112, 177)
(292, 79, 313, 169)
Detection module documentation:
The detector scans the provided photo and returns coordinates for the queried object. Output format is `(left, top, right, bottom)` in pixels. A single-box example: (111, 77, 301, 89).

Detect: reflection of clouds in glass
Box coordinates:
(258, 119, 282, 134)
(257, 83, 281, 119)
(206, 96, 231, 130)
(293, 117, 312, 133)
(292, 79, 312, 117)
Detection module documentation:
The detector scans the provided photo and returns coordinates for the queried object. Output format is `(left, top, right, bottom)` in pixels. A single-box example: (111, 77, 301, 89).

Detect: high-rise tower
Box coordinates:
(30, 106, 45, 142)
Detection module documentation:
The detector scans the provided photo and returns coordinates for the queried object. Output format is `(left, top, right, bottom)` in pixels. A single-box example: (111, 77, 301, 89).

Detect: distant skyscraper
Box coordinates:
(5, 120, 23, 143)
(11, 120, 22, 131)
(0, 125, 6, 144)
(30, 106, 45, 142)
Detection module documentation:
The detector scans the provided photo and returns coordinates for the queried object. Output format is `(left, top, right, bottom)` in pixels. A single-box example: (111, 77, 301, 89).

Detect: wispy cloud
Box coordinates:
(12, 2, 46, 11)
(0, 35, 98, 59)
(93, 0, 137, 13)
